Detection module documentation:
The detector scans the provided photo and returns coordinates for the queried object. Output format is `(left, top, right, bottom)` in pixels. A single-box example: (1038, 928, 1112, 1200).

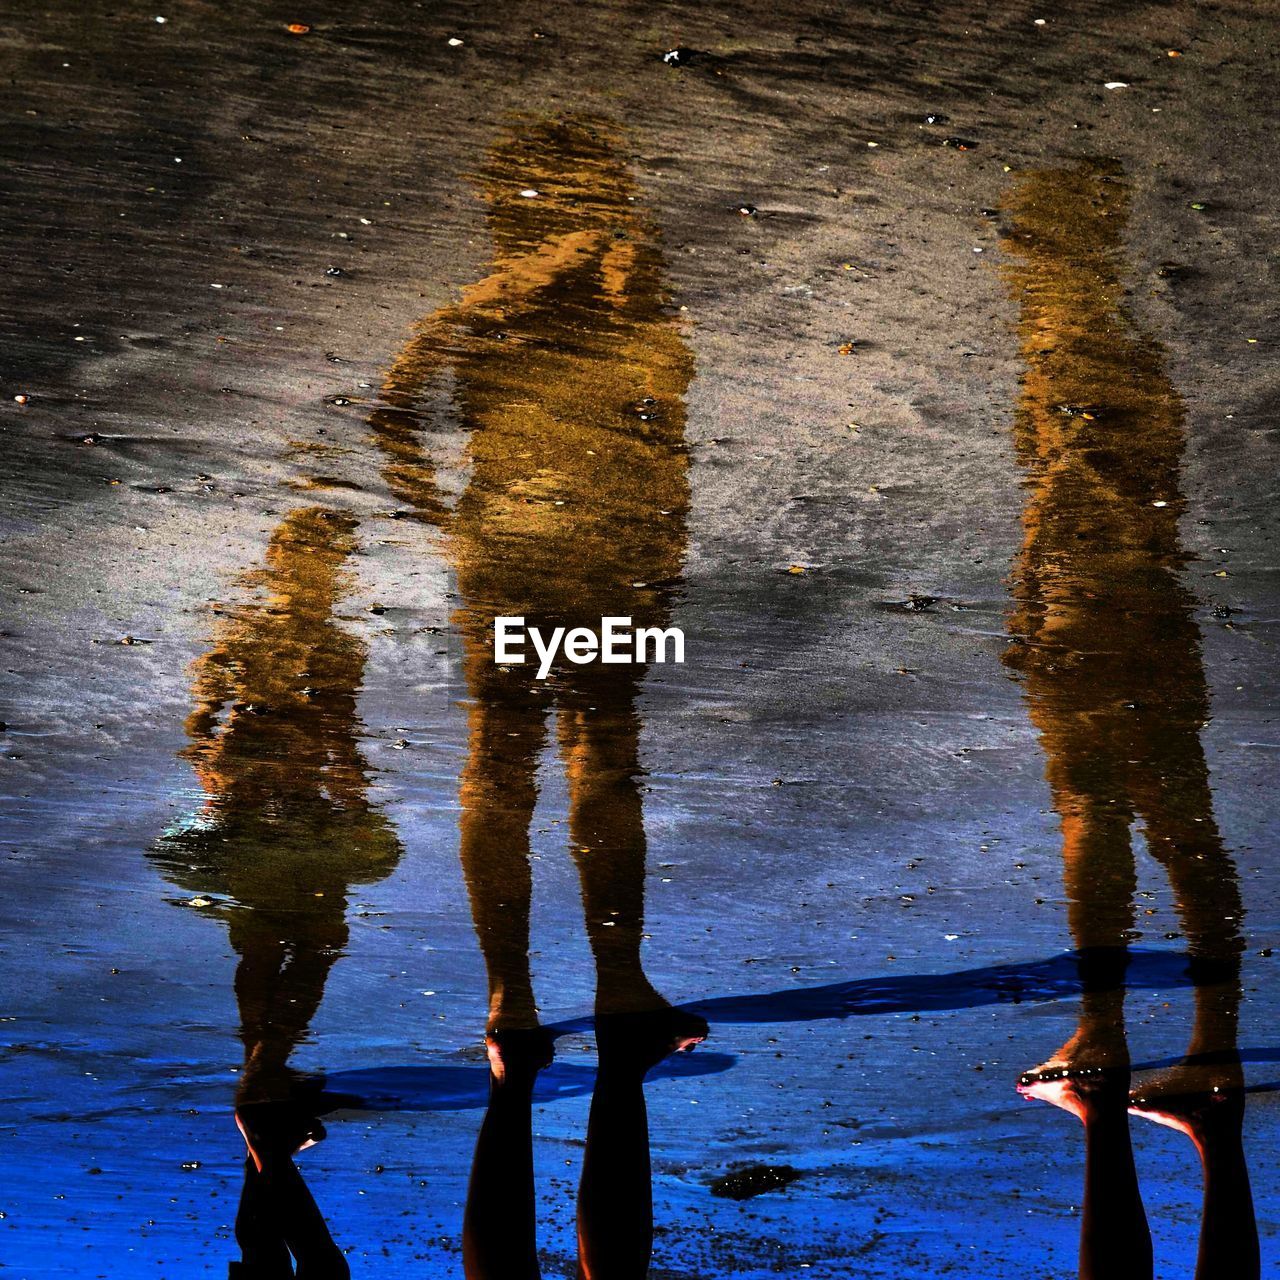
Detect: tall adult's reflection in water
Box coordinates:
(153, 507, 401, 1278)
(1001, 161, 1257, 1279)
(366, 118, 706, 1277)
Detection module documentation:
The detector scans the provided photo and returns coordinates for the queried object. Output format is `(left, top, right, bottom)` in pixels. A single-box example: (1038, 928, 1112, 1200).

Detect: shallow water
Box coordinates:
(2, 1, 1278, 1276)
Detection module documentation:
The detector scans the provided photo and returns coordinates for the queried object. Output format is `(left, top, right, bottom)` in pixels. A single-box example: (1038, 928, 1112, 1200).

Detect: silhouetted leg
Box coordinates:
(233, 1159, 293, 1278)
(576, 1041, 652, 1280)
(269, 1160, 350, 1280)
(1079, 1089, 1151, 1280)
(1129, 1078, 1258, 1280)
(462, 1032, 551, 1280)
(1018, 1071, 1151, 1280)
(1194, 1094, 1259, 1280)
(229, 908, 347, 1276)
(458, 650, 549, 1033)
(232, 1133, 349, 1280)
(576, 1012, 705, 1280)
(231, 910, 349, 1105)
(558, 671, 660, 1017)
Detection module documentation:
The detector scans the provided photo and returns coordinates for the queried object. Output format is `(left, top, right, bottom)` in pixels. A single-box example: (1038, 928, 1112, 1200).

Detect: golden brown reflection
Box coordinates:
(369, 116, 694, 1031)
(366, 117, 705, 1279)
(153, 506, 400, 1278)
(1002, 160, 1256, 1279)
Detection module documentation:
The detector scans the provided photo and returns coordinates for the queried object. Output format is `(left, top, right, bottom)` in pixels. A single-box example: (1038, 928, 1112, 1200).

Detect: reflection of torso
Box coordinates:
(153, 508, 400, 910)
(369, 120, 694, 632)
(446, 240, 692, 626)
(1004, 260, 1208, 725)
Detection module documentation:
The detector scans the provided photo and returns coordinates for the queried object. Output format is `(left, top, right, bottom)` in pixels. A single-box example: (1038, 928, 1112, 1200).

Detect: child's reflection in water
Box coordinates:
(367, 118, 706, 1276)
(153, 507, 401, 1278)
(1002, 161, 1258, 1279)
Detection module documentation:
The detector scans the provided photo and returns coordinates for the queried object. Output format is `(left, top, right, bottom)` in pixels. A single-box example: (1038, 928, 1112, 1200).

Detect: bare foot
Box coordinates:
(485, 983, 539, 1039)
(596, 1005, 708, 1077)
(1129, 1058, 1244, 1143)
(593, 973, 671, 1019)
(234, 1101, 326, 1174)
(1017, 1069, 1129, 1123)
(485, 1025, 556, 1086)
(1021, 1023, 1129, 1087)
(1018, 1022, 1130, 1122)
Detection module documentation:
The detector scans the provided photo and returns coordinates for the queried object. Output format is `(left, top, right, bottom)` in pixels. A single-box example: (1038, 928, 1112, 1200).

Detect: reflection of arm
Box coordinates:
(368, 315, 461, 527)
(184, 643, 236, 743)
(598, 236, 638, 307)
(369, 228, 610, 526)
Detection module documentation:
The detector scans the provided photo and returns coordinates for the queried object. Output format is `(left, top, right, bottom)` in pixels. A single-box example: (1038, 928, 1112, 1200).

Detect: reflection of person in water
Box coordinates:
(366, 117, 706, 1276)
(1001, 161, 1258, 1279)
(152, 506, 401, 1279)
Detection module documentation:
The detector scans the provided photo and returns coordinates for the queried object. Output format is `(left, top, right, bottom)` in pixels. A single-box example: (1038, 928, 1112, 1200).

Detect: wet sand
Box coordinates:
(1, 1, 1278, 1275)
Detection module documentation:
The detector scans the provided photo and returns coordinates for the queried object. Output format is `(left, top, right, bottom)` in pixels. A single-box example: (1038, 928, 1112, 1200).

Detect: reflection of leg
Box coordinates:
(1027, 776, 1135, 1077)
(1018, 1074, 1151, 1280)
(559, 674, 657, 1016)
(462, 1033, 551, 1280)
(459, 667, 549, 1033)
(1132, 743, 1244, 1060)
(1018, 738, 1150, 1276)
(231, 911, 348, 1105)
(1121, 674, 1256, 1274)
(1059, 797, 1136, 960)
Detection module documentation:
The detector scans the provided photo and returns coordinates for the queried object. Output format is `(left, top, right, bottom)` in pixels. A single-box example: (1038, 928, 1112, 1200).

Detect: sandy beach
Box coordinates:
(1, 1, 1278, 1274)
